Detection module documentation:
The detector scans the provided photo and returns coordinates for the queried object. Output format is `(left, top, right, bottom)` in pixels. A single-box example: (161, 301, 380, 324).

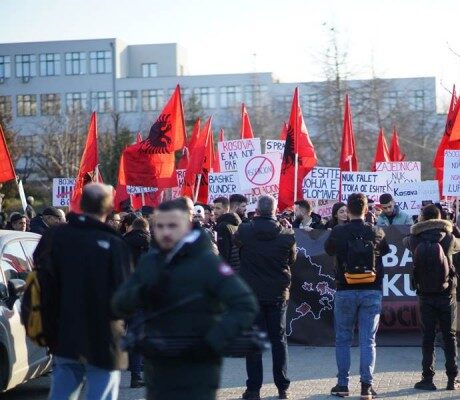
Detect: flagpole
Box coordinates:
(193, 174, 202, 204)
(141, 192, 145, 207)
(456, 196, 459, 227)
(293, 153, 299, 205)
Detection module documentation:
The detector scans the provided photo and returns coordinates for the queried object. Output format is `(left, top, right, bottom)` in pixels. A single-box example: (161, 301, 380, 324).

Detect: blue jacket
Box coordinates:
(376, 205, 413, 226)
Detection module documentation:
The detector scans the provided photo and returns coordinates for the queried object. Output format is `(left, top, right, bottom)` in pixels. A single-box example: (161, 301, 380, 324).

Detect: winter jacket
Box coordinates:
(33, 213, 132, 370)
(30, 215, 49, 235)
(124, 229, 151, 266)
(403, 219, 460, 295)
(324, 219, 390, 291)
(292, 212, 325, 230)
(235, 216, 296, 302)
(215, 213, 241, 270)
(376, 205, 413, 226)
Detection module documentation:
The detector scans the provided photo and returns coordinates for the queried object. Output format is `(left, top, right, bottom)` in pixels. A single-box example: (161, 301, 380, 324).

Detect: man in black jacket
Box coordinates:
(292, 199, 325, 230)
(30, 206, 63, 235)
(34, 183, 132, 400)
(213, 196, 242, 271)
(235, 195, 296, 400)
(403, 204, 460, 391)
(325, 193, 390, 399)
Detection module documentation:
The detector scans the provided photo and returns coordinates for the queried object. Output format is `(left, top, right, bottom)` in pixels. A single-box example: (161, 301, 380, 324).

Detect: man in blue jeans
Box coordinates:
(325, 193, 390, 399)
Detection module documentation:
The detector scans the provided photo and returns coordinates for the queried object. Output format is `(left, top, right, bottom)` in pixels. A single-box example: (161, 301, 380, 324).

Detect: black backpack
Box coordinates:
(413, 240, 450, 294)
(344, 226, 376, 284)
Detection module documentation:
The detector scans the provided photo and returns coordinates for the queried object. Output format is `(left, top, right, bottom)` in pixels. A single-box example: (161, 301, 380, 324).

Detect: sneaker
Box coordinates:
(278, 389, 290, 399)
(330, 384, 349, 397)
(447, 378, 460, 390)
(360, 383, 377, 399)
(130, 375, 145, 388)
(242, 390, 261, 400)
(414, 378, 437, 390)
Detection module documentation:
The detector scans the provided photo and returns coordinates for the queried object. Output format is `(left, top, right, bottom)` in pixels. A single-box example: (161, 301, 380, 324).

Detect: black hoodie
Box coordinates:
(235, 216, 296, 301)
(124, 229, 151, 266)
(215, 212, 241, 269)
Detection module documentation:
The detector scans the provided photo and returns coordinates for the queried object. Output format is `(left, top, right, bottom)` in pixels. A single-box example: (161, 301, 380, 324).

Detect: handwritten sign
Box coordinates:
(393, 180, 440, 216)
(208, 172, 241, 203)
(218, 138, 261, 172)
(442, 150, 460, 196)
(302, 167, 340, 200)
(265, 139, 285, 154)
(52, 178, 75, 207)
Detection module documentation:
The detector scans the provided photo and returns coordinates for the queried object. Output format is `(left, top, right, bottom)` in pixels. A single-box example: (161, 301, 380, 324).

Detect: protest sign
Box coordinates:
(265, 139, 285, 154)
(218, 138, 261, 172)
(171, 169, 186, 199)
(393, 180, 440, 216)
(208, 172, 241, 203)
(237, 152, 282, 191)
(52, 178, 75, 207)
(375, 161, 421, 188)
(126, 186, 158, 195)
(340, 171, 383, 202)
(442, 150, 460, 196)
(308, 199, 336, 218)
(302, 167, 340, 200)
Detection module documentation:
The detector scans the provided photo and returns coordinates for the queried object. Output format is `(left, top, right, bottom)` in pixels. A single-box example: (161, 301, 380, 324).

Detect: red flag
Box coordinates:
(136, 132, 142, 144)
(389, 126, 405, 162)
(219, 128, 225, 142)
(240, 104, 254, 139)
(371, 128, 390, 171)
(70, 112, 100, 212)
(339, 94, 359, 171)
(0, 124, 16, 183)
(196, 123, 215, 203)
(279, 88, 317, 211)
(213, 130, 221, 173)
(279, 122, 288, 140)
(177, 119, 201, 170)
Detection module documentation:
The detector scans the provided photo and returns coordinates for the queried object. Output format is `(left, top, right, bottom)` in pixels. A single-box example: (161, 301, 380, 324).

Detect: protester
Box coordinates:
(30, 206, 63, 235)
(141, 205, 154, 219)
(124, 217, 151, 266)
(25, 196, 36, 220)
(198, 203, 215, 229)
(403, 204, 460, 391)
(0, 211, 7, 229)
(112, 197, 258, 400)
(56, 208, 67, 223)
(376, 193, 412, 226)
(230, 194, 249, 222)
(325, 202, 348, 229)
(120, 212, 138, 235)
(235, 195, 296, 400)
(213, 196, 242, 270)
(106, 211, 122, 232)
(9, 213, 27, 232)
(33, 183, 132, 400)
(365, 198, 377, 225)
(324, 193, 390, 399)
(293, 200, 325, 230)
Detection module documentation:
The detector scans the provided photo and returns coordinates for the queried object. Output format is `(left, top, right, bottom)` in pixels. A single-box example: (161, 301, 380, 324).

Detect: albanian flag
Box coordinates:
(389, 126, 405, 162)
(371, 128, 390, 171)
(240, 103, 254, 139)
(339, 94, 358, 171)
(0, 123, 16, 183)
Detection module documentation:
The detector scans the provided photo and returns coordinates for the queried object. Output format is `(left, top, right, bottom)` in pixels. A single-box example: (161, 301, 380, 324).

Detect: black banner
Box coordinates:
(287, 226, 421, 345)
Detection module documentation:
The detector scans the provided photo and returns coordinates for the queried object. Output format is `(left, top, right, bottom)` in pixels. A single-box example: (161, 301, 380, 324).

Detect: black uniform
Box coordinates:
(112, 229, 258, 400)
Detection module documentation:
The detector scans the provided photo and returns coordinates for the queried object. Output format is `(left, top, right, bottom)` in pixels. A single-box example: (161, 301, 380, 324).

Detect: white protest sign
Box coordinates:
(309, 199, 336, 218)
(237, 152, 282, 191)
(208, 172, 241, 203)
(171, 169, 186, 199)
(393, 180, 440, 216)
(442, 150, 460, 196)
(340, 171, 384, 202)
(244, 186, 280, 213)
(302, 167, 340, 200)
(375, 162, 421, 186)
(218, 138, 261, 172)
(126, 186, 158, 195)
(265, 140, 285, 154)
(52, 178, 76, 207)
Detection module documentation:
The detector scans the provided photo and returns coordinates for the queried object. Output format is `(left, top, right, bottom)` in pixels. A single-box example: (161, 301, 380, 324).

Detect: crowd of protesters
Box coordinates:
(2, 187, 458, 399)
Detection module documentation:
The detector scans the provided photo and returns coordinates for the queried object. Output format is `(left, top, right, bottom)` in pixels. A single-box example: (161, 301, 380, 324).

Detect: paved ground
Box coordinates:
(2, 346, 459, 399)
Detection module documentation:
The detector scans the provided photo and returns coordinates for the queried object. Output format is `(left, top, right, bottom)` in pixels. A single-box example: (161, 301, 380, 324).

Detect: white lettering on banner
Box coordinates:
(302, 167, 340, 200)
(208, 172, 241, 203)
(218, 138, 261, 172)
(171, 169, 186, 199)
(126, 186, 158, 195)
(265, 139, 285, 154)
(443, 150, 460, 196)
(237, 152, 282, 191)
(52, 178, 76, 207)
(393, 180, 440, 216)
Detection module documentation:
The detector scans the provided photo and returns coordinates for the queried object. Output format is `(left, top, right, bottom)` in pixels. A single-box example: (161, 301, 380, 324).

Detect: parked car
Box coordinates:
(0, 230, 51, 392)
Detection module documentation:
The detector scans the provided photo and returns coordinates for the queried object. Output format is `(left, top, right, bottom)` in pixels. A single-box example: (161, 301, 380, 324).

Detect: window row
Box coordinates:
(0, 50, 112, 78)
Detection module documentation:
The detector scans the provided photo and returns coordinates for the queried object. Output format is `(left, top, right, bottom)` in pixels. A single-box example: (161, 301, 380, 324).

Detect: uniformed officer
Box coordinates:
(112, 197, 258, 400)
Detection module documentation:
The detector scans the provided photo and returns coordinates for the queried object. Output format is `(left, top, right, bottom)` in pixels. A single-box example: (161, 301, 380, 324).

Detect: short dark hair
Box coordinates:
(157, 199, 191, 213)
(230, 194, 248, 205)
(347, 193, 368, 216)
(421, 204, 441, 221)
(198, 203, 212, 213)
(294, 199, 312, 213)
(10, 213, 26, 224)
(379, 193, 393, 205)
(122, 212, 138, 227)
(132, 217, 149, 231)
(213, 197, 229, 207)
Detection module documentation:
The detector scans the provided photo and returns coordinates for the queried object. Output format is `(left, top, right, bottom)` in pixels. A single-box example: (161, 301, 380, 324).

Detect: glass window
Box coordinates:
(304, 94, 318, 117)
(118, 90, 137, 112)
(41, 93, 61, 115)
(244, 85, 267, 107)
(0, 56, 11, 79)
(66, 92, 87, 113)
(192, 87, 216, 108)
(220, 86, 242, 108)
(1, 241, 30, 284)
(0, 96, 12, 116)
(91, 91, 113, 112)
(39, 53, 60, 76)
(385, 91, 398, 109)
(65, 52, 86, 75)
(142, 63, 158, 77)
(89, 51, 112, 74)
(414, 89, 425, 111)
(15, 54, 36, 78)
(142, 89, 164, 111)
(17, 94, 37, 117)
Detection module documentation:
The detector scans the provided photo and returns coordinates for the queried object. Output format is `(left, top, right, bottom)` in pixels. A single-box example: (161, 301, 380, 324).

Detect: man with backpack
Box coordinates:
(403, 204, 460, 391)
(325, 193, 390, 399)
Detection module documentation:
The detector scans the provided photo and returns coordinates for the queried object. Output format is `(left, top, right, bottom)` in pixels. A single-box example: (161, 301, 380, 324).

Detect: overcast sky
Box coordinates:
(2, 0, 460, 109)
